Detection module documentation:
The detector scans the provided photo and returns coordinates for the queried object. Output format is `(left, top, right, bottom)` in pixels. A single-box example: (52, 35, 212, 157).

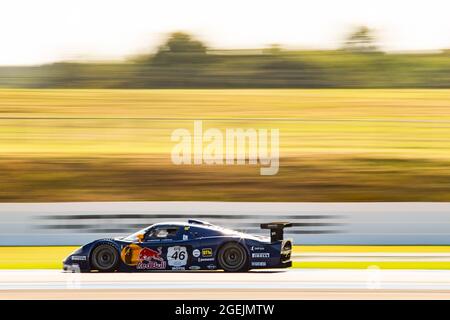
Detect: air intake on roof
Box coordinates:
(188, 219, 213, 226)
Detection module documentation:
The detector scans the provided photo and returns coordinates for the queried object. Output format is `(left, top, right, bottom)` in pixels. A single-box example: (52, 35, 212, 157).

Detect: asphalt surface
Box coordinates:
(3, 269, 450, 299)
(293, 253, 450, 261)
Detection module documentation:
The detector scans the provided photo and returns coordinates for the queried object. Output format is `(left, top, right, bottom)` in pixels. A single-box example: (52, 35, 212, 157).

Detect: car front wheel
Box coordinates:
(217, 242, 249, 272)
(91, 244, 119, 272)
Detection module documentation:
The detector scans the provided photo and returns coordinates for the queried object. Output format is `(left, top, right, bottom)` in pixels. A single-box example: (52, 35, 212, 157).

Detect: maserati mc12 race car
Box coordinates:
(63, 219, 292, 272)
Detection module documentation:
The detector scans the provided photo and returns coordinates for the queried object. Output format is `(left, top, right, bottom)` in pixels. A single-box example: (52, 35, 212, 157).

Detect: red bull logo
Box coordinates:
(137, 247, 166, 270)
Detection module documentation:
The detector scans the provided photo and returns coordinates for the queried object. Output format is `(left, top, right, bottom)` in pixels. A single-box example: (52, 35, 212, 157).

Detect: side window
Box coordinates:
(189, 228, 200, 239)
(180, 229, 197, 240)
(146, 227, 179, 240)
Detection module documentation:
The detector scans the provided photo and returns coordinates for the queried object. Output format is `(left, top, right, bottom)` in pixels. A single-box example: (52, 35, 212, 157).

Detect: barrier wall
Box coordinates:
(0, 202, 449, 245)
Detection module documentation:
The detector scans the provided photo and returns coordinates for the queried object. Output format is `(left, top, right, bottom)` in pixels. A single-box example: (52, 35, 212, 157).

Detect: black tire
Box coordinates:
(217, 242, 249, 272)
(90, 244, 119, 272)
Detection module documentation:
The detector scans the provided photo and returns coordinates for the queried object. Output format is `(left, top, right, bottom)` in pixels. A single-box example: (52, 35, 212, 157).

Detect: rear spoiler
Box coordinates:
(260, 222, 292, 242)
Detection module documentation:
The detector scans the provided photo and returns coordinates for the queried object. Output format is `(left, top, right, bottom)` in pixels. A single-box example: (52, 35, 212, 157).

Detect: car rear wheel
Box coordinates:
(91, 244, 119, 272)
(218, 242, 249, 272)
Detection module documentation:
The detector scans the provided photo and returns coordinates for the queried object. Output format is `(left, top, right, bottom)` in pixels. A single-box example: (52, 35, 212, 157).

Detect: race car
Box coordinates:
(63, 219, 292, 272)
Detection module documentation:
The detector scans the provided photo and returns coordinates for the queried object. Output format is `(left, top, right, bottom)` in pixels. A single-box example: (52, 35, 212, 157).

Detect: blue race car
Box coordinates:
(63, 219, 292, 272)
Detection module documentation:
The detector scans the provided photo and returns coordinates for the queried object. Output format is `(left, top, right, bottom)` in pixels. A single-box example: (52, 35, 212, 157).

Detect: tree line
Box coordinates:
(0, 27, 449, 88)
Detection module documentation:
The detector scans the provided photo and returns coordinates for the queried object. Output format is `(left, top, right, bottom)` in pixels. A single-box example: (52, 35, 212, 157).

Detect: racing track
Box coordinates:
(3, 269, 450, 299)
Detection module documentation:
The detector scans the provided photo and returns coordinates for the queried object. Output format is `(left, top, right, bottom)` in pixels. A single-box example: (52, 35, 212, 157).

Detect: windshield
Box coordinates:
(123, 226, 151, 242)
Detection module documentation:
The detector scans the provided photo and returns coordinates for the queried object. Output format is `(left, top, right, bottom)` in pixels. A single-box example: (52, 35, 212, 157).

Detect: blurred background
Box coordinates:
(0, 0, 450, 271)
(0, 0, 449, 203)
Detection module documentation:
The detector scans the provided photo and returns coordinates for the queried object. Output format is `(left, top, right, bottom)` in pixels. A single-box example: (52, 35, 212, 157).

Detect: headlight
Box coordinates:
(70, 246, 84, 255)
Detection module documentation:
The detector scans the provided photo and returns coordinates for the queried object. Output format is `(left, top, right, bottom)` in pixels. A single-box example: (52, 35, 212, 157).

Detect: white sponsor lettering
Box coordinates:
(251, 261, 267, 267)
(198, 257, 215, 262)
(189, 266, 201, 270)
(250, 246, 265, 251)
(71, 256, 87, 261)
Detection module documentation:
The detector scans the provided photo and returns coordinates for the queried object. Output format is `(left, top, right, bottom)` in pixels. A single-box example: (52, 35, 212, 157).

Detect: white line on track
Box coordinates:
(292, 254, 450, 261)
(3, 269, 450, 291)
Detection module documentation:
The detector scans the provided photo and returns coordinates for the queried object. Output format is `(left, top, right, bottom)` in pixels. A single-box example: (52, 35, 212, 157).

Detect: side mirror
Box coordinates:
(137, 233, 145, 243)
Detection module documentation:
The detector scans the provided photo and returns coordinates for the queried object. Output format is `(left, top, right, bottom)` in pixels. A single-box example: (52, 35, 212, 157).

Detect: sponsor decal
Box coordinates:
(207, 264, 217, 270)
(252, 253, 270, 258)
(250, 246, 265, 251)
(71, 255, 87, 261)
(251, 261, 267, 267)
(167, 246, 188, 267)
(198, 257, 215, 262)
(121, 243, 142, 266)
(201, 248, 213, 257)
(137, 247, 166, 270)
(171, 266, 186, 270)
(182, 234, 189, 240)
(189, 266, 201, 270)
(193, 249, 200, 257)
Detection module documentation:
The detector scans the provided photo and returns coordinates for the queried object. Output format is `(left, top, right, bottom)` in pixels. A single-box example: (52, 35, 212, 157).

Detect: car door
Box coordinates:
(140, 225, 191, 270)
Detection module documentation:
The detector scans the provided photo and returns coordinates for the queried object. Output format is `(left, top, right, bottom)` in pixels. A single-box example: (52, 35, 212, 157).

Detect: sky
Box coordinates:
(0, 0, 449, 65)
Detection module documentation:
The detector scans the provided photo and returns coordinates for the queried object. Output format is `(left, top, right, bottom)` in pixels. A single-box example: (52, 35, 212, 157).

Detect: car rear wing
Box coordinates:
(260, 222, 292, 242)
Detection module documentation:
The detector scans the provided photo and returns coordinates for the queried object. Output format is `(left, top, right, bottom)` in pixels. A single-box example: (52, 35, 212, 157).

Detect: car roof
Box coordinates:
(145, 220, 268, 242)
(150, 220, 214, 229)
(151, 221, 189, 228)
(149, 220, 243, 236)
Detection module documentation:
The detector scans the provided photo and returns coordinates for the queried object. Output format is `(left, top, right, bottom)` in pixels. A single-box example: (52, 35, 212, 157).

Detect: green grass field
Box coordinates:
(0, 88, 449, 201)
(4, 246, 450, 270)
